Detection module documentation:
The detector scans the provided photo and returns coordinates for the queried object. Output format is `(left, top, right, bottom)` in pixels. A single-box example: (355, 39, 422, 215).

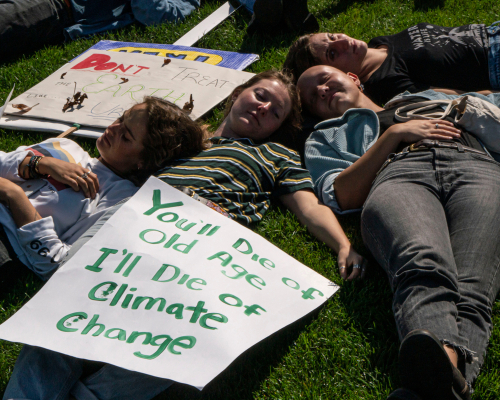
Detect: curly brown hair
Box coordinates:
(283, 34, 318, 83)
(129, 96, 210, 185)
(223, 70, 303, 151)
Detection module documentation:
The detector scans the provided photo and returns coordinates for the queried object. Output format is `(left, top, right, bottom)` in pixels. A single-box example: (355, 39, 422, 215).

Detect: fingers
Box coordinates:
(73, 169, 98, 199)
(343, 258, 368, 281)
(337, 246, 367, 281)
(75, 175, 90, 197)
(429, 133, 461, 141)
(338, 264, 348, 280)
(346, 266, 361, 281)
(359, 259, 368, 280)
(66, 177, 80, 192)
(81, 172, 98, 199)
(88, 172, 99, 194)
(429, 120, 461, 137)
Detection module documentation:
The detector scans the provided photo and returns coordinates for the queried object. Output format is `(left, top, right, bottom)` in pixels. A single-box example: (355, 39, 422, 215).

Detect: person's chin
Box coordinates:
(236, 117, 254, 131)
(96, 136, 103, 152)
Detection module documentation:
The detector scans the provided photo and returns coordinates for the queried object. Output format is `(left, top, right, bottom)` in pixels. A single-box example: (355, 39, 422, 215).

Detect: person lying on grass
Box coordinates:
(297, 64, 500, 400)
(0, 96, 208, 291)
(4, 69, 366, 400)
(284, 21, 500, 105)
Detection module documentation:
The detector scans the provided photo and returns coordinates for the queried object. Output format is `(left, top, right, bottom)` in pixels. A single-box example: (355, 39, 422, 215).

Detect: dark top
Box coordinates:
(365, 23, 490, 105)
(377, 97, 484, 151)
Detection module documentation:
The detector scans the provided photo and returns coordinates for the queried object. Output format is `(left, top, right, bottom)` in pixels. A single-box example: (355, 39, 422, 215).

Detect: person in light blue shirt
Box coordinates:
(298, 65, 500, 400)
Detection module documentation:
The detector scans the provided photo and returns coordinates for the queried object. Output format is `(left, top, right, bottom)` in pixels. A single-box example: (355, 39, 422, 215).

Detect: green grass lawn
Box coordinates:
(1, 0, 500, 398)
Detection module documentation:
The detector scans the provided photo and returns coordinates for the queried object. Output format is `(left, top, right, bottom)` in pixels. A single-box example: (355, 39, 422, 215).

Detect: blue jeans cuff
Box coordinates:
(487, 21, 500, 89)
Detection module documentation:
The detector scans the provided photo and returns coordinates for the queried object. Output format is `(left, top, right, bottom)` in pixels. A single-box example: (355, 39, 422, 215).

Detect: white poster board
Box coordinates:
(4, 50, 254, 129)
(0, 178, 338, 389)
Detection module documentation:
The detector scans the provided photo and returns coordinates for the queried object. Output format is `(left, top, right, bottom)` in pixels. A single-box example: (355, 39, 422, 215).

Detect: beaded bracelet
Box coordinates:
(34, 156, 43, 176)
(27, 155, 48, 179)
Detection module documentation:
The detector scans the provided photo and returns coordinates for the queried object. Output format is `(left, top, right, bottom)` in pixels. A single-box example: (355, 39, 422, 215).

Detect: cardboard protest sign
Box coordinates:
(4, 50, 254, 128)
(0, 177, 338, 389)
(81, 40, 259, 70)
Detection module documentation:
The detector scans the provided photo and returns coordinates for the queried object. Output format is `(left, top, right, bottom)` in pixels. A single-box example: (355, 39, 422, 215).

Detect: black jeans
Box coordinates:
(0, 225, 35, 295)
(0, 0, 72, 61)
(361, 148, 500, 385)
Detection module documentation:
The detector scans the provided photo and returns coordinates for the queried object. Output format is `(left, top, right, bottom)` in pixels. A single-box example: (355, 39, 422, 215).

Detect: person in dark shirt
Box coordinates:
(284, 22, 500, 105)
(298, 65, 500, 400)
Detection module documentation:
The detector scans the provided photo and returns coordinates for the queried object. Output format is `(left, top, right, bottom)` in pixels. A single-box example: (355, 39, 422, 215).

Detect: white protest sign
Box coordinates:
(174, 2, 240, 46)
(0, 177, 338, 389)
(4, 50, 254, 128)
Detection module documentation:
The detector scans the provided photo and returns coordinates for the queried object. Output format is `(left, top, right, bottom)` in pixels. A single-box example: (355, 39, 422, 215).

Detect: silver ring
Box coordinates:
(339, 266, 346, 270)
(435, 123, 439, 129)
(80, 171, 90, 179)
(352, 264, 361, 269)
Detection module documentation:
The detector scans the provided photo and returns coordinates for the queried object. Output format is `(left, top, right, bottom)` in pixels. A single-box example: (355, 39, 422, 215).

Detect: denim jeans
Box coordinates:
(361, 148, 500, 385)
(3, 345, 173, 400)
(488, 21, 500, 89)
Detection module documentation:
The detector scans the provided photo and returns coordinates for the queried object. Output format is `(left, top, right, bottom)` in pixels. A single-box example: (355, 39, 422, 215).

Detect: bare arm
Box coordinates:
(430, 87, 500, 96)
(334, 119, 461, 211)
(0, 178, 42, 227)
(280, 190, 365, 280)
(430, 87, 466, 95)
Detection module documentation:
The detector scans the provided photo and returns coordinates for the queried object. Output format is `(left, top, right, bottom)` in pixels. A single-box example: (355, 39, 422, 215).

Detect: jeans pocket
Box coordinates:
(470, 152, 500, 168)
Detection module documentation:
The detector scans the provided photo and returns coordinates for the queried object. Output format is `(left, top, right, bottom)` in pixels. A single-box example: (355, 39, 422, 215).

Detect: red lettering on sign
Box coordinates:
(111, 64, 134, 73)
(133, 66, 150, 74)
(71, 54, 118, 71)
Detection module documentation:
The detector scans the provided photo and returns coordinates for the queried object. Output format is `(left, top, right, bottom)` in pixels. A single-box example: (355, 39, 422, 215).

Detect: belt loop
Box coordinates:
(456, 143, 465, 153)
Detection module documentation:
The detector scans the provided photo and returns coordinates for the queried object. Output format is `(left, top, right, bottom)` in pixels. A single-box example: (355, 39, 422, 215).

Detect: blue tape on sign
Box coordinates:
(71, 40, 259, 71)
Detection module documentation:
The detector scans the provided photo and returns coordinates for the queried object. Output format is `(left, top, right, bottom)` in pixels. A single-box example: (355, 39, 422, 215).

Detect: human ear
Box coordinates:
(231, 89, 242, 102)
(346, 72, 361, 88)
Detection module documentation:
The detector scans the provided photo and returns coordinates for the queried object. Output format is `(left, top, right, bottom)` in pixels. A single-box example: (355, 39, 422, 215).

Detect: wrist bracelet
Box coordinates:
(34, 156, 43, 175)
(27, 155, 48, 179)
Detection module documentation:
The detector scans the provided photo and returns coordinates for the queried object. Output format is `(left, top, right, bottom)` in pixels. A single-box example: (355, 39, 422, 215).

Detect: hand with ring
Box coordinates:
(337, 244, 367, 281)
(388, 119, 461, 144)
(36, 157, 100, 199)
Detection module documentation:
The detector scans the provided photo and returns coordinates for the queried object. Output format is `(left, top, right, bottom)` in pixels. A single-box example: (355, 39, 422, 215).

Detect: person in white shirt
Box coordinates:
(0, 96, 209, 286)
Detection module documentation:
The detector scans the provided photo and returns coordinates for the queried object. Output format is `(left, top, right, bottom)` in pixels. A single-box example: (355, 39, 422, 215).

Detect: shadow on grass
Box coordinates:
(413, 0, 446, 12)
(317, 0, 376, 20)
(335, 213, 401, 389)
(155, 305, 325, 400)
(0, 273, 43, 396)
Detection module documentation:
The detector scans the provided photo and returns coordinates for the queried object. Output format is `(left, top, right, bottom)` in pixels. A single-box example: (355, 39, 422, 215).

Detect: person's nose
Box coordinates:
(333, 38, 350, 52)
(258, 101, 271, 114)
(318, 85, 329, 99)
(108, 124, 119, 136)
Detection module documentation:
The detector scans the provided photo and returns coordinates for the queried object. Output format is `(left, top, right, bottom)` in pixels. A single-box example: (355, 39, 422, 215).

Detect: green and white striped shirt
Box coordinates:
(156, 137, 313, 224)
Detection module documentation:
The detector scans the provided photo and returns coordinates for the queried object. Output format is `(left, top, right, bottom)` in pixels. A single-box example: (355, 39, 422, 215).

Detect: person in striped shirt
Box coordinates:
(4, 70, 366, 400)
(158, 69, 365, 280)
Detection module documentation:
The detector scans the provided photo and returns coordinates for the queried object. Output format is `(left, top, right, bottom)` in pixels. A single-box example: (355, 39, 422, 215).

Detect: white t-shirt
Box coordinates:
(0, 138, 138, 280)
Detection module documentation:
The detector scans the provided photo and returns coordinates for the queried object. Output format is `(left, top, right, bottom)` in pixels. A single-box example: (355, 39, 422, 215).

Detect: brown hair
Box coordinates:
(223, 69, 303, 151)
(283, 34, 318, 83)
(129, 96, 210, 185)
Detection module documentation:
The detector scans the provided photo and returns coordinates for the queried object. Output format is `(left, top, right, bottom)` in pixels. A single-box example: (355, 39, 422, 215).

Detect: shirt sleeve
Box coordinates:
(0, 149, 33, 182)
(305, 131, 360, 215)
(16, 216, 71, 280)
(270, 144, 314, 197)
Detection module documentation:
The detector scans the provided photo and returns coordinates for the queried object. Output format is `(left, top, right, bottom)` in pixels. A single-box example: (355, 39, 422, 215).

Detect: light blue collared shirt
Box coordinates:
(305, 90, 500, 214)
